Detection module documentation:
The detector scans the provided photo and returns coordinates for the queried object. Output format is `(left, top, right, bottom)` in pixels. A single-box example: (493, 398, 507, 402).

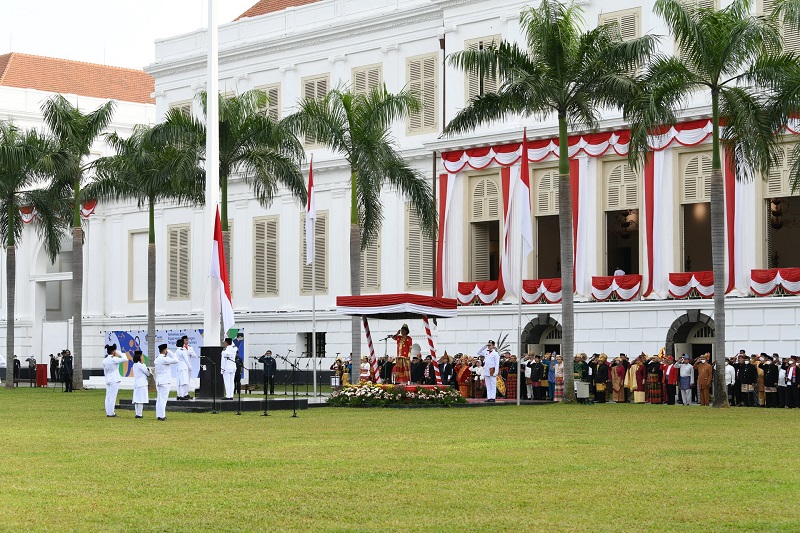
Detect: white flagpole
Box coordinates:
(312, 242, 317, 397)
(203, 0, 221, 344)
(517, 228, 523, 406)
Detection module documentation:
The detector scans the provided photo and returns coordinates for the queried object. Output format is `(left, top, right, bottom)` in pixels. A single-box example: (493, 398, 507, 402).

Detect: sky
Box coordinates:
(0, 0, 257, 70)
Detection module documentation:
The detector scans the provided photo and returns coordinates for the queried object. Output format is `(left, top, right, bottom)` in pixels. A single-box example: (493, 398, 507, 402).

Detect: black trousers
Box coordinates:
(666, 384, 676, 405)
(766, 391, 778, 408)
(778, 386, 787, 408)
(788, 385, 799, 408)
(63, 373, 73, 391)
(264, 376, 275, 395)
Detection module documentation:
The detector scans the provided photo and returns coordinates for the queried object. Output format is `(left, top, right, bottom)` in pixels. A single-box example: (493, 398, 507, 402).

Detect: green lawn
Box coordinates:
(1, 388, 799, 532)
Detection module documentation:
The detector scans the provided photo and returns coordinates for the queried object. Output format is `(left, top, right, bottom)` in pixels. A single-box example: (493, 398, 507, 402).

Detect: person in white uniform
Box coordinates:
(221, 338, 237, 399)
(131, 351, 152, 418)
(478, 340, 500, 402)
(178, 335, 199, 399)
(102, 344, 127, 417)
(175, 338, 190, 400)
(154, 343, 178, 421)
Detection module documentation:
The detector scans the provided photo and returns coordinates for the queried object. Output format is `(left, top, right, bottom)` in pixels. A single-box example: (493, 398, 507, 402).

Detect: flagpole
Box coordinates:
(312, 243, 317, 398)
(517, 225, 523, 406)
(203, 0, 221, 345)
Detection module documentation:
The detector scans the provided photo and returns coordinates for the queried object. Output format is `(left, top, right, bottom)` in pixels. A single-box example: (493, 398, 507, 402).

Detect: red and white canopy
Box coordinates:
(336, 293, 458, 319)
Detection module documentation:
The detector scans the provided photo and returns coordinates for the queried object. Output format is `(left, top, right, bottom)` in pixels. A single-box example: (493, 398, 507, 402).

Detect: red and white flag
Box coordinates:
(210, 207, 235, 331)
(305, 158, 316, 265)
(519, 128, 534, 258)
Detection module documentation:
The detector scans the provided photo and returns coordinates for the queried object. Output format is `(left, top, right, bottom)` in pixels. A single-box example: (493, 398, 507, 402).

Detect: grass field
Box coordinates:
(1, 388, 799, 532)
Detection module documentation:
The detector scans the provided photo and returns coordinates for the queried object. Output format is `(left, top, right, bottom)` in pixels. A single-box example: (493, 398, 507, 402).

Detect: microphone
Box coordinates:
(287, 350, 294, 354)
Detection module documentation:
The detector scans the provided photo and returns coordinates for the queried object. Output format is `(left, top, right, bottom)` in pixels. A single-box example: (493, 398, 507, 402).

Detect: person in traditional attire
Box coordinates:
(131, 351, 151, 418)
(761, 355, 779, 408)
(645, 354, 663, 404)
(554, 356, 564, 402)
(359, 356, 370, 382)
(544, 354, 556, 400)
(742, 356, 758, 407)
(611, 357, 626, 403)
(675, 355, 693, 405)
(154, 343, 178, 421)
(755, 354, 766, 406)
(663, 356, 678, 405)
(734, 354, 749, 406)
(221, 338, 237, 400)
(439, 354, 453, 386)
(174, 339, 190, 400)
(693, 354, 713, 406)
(102, 344, 127, 417)
(391, 324, 412, 384)
(594, 354, 609, 403)
(505, 355, 518, 400)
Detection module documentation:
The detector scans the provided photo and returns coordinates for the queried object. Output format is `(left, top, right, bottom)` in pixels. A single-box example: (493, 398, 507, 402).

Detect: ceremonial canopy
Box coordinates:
(335, 293, 458, 320)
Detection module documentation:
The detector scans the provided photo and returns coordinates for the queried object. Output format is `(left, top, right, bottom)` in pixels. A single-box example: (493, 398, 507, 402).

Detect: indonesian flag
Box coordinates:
(210, 207, 235, 331)
(305, 158, 316, 265)
(519, 128, 534, 259)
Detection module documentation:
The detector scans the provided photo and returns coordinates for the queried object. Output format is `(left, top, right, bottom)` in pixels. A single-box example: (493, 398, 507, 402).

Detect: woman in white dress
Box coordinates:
(132, 351, 152, 418)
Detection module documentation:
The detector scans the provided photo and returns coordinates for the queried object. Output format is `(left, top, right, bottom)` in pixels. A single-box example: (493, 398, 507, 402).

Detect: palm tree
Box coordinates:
(287, 86, 438, 384)
(161, 90, 308, 291)
(89, 124, 204, 359)
(637, 0, 791, 407)
(0, 122, 68, 388)
(41, 94, 115, 391)
(444, 0, 657, 402)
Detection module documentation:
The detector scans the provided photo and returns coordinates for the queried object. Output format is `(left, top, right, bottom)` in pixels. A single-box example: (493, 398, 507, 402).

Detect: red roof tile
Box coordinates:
(235, 0, 322, 20)
(0, 53, 154, 104)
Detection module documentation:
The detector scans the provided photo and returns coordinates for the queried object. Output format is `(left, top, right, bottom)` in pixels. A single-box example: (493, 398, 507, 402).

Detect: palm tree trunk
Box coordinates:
(72, 225, 83, 390)
(709, 93, 729, 408)
(147, 199, 156, 361)
(349, 170, 361, 385)
(557, 115, 576, 403)
(5, 230, 15, 389)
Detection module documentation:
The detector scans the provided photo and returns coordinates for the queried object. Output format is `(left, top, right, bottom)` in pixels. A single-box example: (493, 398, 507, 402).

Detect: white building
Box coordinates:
(5, 0, 800, 375)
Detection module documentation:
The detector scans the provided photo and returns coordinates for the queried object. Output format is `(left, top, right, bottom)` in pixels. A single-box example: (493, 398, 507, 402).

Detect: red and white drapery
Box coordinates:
(20, 199, 98, 223)
(438, 118, 753, 302)
(456, 281, 502, 305)
(750, 268, 800, 296)
(668, 271, 714, 299)
(521, 278, 562, 304)
(591, 275, 642, 302)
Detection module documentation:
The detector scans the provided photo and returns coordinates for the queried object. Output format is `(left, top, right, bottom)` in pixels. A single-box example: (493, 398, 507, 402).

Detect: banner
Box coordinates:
(104, 329, 205, 378)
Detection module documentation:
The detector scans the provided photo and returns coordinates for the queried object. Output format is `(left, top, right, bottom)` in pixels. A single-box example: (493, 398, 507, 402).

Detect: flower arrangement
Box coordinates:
(327, 381, 466, 407)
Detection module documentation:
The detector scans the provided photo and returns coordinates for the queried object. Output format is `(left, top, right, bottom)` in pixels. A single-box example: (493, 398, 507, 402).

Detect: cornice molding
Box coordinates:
(146, 5, 443, 79)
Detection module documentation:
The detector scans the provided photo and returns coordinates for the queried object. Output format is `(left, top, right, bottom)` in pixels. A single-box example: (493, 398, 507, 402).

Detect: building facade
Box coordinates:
(3, 0, 800, 374)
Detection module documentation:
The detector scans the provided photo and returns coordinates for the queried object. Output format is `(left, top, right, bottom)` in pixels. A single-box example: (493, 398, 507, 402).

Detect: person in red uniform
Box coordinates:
(392, 324, 412, 384)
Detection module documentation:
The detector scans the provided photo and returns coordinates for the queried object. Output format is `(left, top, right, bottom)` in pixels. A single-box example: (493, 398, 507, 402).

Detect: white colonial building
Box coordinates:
(4, 0, 800, 375)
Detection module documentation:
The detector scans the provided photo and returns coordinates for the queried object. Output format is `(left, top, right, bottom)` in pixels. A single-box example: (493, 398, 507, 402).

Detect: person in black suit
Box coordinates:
(61, 350, 74, 392)
(233, 353, 244, 394)
(12, 356, 20, 384)
(410, 355, 425, 384)
(529, 355, 544, 400)
(438, 355, 453, 386)
(378, 356, 394, 383)
(49, 354, 59, 383)
(257, 350, 277, 395)
(760, 355, 779, 408)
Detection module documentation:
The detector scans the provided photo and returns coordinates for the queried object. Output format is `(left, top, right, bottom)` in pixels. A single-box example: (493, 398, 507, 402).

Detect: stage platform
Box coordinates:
(117, 395, 316, 413)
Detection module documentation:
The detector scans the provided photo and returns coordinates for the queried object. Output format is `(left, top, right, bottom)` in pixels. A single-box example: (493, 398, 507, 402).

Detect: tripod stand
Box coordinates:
(276, 353, 299, 417)
(303, 355, 311, 397)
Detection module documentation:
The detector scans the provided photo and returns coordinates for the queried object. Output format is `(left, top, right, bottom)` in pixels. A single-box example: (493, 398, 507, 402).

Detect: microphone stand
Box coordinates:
(304, 354, 311, 397)
(200, 356, 218, 414)
(236, 363, 242, 416)
(276, 354, 299, 418)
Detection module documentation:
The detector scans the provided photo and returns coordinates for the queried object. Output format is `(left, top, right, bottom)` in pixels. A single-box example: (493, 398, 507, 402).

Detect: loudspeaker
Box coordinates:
(198, 346, 225, 398)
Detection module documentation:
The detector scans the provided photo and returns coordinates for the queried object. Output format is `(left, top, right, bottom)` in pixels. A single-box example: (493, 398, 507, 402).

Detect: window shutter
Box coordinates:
(465, 36, 499, 101)
(764, 0, 800, 55)
(472, 223, 491, 281)
(169, 101, 192, 116)
(606, 162, 638, 210)
(535, 169, 559, 216)
(353, 65, 382, 96)
(301, 212, 327, 293)
(407, 55, 438, 134)
(470, 177, 501, 222)
(266, 84, 280, 121)
(361, 233, 381, 292)
(599, 10, 640, 42)
(302, 76, 329, 145)
(253, 217, 278, 296)
(405, 206, 432, 290)
(168, 225, 190, 300)
(767, 147, 786, 196)
(681, 153, 712, 203)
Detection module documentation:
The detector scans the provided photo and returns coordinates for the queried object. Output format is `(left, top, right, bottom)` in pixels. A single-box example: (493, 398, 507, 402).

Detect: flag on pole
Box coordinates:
(210, 207, 235, 331)
(519, 128, 534, 258)
(305, 158, 316, 265)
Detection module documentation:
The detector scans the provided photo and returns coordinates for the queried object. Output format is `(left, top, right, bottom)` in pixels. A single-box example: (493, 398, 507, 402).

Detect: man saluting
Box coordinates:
(102, 344, 126, 417)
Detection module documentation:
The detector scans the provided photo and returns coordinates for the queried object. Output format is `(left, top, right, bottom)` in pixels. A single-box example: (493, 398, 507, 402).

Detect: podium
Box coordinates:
(36, 364, 48, 387)
(197, 346, 225, 398)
